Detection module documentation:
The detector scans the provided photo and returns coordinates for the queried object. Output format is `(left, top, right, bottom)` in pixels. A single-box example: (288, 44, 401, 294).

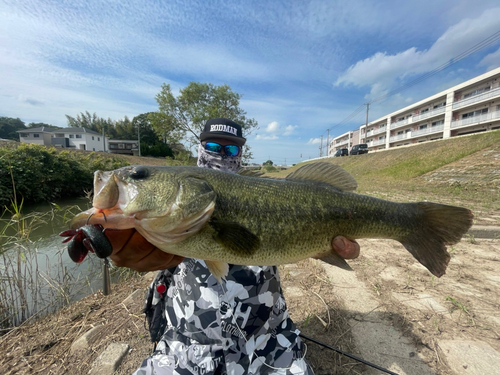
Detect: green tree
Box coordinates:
(132, 113, 158, 144)
(65, 111, 116, 138)
(114, 116, 135, 140)
(27, 122, 59, 129)
(263, 160, 273, 166)
(152, 82, 258, 160)
(0, 117, 26, 140)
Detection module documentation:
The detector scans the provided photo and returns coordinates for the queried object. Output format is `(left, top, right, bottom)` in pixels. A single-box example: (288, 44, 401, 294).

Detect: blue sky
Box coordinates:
(1, 1, 500, 164)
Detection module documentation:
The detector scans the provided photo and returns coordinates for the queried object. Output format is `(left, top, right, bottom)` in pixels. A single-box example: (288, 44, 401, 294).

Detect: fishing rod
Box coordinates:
(299, 333, 399, 375)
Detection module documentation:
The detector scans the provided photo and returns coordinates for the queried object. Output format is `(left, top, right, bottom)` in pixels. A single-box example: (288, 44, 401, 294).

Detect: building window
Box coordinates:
(405, 128, 411, 133)
(76, 134, 82, 138)
(421, 108, 429, 113)
(464, 86, 490, 99)
(419, 124, 428, 130)
(92, 136, 94, 140)
(462, 108, 488, 119)
(110, 144, 118, 149)
(93, 148, 95, 151)
(33, 134, 40, 138)
(21, 133, 28, 137)
(118, 144, 125, 149)
(432, 120, 444, 126)
(397, 131, 403, 135)
(433, 102, 446, 109)
(69, 134, 74, 138)
(98, 137, 100, 141)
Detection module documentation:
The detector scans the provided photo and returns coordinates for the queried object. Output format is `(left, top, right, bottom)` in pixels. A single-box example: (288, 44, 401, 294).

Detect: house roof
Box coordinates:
(17, 127, 102, 135)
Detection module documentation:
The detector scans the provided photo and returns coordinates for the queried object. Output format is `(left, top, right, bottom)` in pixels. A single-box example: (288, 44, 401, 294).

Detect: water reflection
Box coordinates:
(0, 198, 121, 328)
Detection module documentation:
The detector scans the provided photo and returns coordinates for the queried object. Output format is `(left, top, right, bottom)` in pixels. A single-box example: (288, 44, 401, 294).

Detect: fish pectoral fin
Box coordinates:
(205, 260, 229, 283)
(286, 162, 357, 191)
(210, 220, 260, 257)
(314, 251, 353, 271)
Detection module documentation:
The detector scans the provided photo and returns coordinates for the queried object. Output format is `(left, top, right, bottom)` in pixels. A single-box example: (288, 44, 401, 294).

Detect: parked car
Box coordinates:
(333, 148, 348, 157)
(350, 144, 368, 155)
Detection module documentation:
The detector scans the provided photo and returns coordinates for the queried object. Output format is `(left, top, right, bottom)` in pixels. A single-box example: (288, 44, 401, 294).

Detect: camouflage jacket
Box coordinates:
(134, 259, 314, 375)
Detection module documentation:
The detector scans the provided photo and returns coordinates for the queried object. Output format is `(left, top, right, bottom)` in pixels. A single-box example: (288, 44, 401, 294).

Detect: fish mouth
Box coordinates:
(70, 207, 137, 230)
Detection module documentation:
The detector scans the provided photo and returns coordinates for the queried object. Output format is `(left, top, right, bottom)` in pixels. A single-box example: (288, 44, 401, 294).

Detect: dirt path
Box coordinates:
(1, 233, 498, 374)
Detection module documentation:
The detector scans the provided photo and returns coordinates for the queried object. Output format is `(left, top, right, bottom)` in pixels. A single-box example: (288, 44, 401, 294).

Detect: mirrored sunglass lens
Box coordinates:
(224, 145, 240, 156)
(205, 142, 222, 153)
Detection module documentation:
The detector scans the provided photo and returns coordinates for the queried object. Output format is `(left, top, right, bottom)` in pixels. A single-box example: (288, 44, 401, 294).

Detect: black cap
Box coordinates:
(200, 118, 246, 146)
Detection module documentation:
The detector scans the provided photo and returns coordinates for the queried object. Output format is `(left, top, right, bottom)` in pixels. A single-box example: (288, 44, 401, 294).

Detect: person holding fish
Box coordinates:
(105, 118, 361, 375)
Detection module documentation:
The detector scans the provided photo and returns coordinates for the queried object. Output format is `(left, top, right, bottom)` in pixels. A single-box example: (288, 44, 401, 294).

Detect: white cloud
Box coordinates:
(283, 125, 297, 136)
(335, 8, 500, 99)
(266, 121, 280, 133)
(478, 47, 500, 71)
(307, 138, 322, 145)
(255, 134, 279, 140)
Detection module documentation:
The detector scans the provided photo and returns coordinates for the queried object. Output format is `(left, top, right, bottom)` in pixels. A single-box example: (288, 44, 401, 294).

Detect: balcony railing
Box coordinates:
(390, 118, 409, 129)
(411, 124, 444, 137)
(453, 87, 500, 110)
(365, 128, 386, 139)
(412, 106, 445, 122)
(389, 133, 410, 142)
(389, 125, 444, 142)
(367, 138, 386, 147)
(451, 110, 500, 128)
(335, 138, 349, 146)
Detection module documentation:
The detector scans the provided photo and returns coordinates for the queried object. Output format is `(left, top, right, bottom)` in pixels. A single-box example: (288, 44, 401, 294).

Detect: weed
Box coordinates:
(446, 296, 475, 325)
(303, 313, 312, 328)
(465, 234, 477, 245)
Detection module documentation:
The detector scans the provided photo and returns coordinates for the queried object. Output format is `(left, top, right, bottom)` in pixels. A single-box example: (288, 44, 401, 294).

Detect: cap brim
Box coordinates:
(200, 132, 246, 146)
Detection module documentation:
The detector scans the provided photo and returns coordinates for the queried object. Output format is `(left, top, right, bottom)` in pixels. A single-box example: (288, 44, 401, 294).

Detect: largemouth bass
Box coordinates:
(69, 162, 473, 280)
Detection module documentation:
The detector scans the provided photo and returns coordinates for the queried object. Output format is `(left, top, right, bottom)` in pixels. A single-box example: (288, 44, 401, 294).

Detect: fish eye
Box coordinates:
(130, 166, 150, 180)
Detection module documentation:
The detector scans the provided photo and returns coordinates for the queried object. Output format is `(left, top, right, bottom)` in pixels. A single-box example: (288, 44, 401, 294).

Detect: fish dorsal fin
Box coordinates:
(286, 162, 357, 191)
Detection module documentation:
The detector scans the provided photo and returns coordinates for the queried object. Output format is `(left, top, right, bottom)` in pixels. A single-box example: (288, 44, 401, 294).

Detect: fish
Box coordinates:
(69, 162, 474, 281)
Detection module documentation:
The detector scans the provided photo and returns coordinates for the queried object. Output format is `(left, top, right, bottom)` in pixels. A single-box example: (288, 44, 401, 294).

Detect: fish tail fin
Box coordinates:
(401, 202, 473, 277)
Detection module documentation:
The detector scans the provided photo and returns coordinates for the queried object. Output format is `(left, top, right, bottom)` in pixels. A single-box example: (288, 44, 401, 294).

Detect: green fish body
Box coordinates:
(71, 163, 473, 280)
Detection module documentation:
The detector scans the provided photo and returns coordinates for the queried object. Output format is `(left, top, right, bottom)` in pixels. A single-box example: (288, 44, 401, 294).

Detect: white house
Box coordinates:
(17, 127, 109, 152)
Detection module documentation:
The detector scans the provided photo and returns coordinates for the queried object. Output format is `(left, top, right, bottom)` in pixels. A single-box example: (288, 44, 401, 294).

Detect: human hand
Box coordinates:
(331, 236, 360, 259)
(105, 229, 184, 272)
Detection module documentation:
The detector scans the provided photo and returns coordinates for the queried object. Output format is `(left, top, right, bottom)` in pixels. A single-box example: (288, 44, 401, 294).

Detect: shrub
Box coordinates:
(0, 144, 129, 208)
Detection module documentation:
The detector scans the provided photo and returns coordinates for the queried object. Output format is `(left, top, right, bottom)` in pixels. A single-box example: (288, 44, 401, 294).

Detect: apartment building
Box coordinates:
(328, 67, 500, 154)
(328, 130, 360, 156)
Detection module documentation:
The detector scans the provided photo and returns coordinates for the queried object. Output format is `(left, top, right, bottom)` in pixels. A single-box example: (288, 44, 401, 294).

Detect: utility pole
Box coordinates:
(365, 103, 370, 128)
(319, 135, 323, 157)
(138, 123, 141, 157)
(326, 129, 330, 156)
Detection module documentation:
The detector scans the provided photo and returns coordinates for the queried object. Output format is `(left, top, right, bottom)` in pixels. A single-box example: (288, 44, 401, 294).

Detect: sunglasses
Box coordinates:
(204, 142, 240, 156)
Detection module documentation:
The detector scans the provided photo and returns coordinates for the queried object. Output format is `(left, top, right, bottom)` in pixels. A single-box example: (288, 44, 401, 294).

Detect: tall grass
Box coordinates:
(1, 201, 90, 329)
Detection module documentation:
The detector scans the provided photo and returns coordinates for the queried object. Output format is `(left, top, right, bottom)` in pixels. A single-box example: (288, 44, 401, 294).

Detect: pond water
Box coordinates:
(0, 198, 126, 328)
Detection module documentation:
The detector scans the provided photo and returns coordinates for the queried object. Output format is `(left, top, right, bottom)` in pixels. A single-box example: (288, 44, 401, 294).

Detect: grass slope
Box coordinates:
(267, 130, 500, 208)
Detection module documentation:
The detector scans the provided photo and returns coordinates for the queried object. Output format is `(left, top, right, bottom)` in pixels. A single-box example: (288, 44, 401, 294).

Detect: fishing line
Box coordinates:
(299, 333, 399, 375)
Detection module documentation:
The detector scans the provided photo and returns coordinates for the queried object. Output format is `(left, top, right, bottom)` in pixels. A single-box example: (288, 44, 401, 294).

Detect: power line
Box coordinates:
(319, 28, 500, 156)
(369, 29, 500, 104)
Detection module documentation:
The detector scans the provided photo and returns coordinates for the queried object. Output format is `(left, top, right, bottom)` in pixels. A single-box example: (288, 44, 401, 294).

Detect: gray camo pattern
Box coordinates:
(133, 260, 314, 375)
